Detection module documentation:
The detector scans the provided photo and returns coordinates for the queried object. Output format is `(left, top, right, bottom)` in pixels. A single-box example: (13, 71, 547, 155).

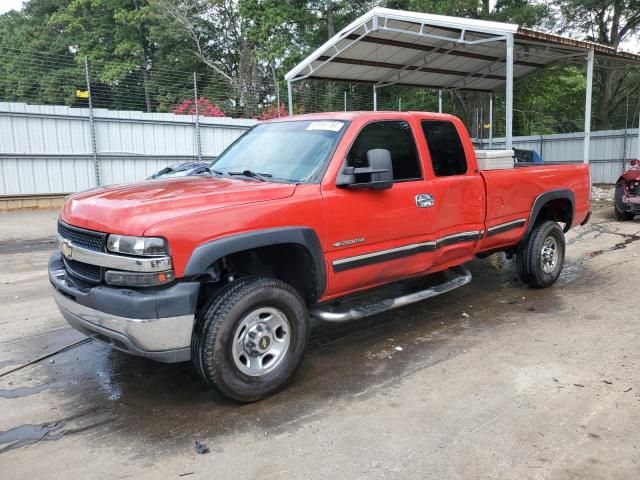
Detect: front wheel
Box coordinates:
(516, 221, 565, 288)
(192, 276, 310, 403)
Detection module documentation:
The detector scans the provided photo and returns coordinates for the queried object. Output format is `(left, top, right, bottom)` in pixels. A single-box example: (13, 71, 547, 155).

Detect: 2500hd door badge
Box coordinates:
(333, 237, 366, 248)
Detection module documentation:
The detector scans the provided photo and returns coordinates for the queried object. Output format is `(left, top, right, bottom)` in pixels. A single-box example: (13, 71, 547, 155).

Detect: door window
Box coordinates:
(421, 121, 468, 176)
(346, 121, 422, 181)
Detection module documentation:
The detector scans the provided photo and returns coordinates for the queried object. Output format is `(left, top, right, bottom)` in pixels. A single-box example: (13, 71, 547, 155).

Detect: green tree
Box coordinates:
(51, 0, 158, 111)
(555, 0, 640, 129)
(400, 0, 551, 133)
(513, 66, 586, 135)
(238, 0, 384, 113)
(158, 0, 271, 116)
(492, 0, 548, 26)
(0, 0, 82, 106)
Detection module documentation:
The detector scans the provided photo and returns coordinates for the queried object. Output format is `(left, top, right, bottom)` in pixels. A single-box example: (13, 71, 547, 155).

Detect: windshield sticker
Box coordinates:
(306, 121, 344, 132)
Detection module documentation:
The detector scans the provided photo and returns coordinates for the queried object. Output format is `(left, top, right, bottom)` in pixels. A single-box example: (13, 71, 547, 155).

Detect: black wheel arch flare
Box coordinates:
(183, 227, 327, 302)
(525, 189, 575, 236)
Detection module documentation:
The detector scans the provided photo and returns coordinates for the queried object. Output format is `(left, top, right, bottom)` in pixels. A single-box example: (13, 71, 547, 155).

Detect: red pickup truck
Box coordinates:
(50, 111, 590, 402)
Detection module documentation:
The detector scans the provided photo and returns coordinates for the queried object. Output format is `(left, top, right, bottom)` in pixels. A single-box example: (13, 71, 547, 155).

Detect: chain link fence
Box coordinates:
(3, 46, 639, 134)
(0, 46, 285, 120)
(2, 46, 640, 192)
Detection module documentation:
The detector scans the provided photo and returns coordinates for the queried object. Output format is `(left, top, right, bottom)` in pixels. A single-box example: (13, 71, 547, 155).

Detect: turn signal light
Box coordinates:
(105, 270, 175, 287)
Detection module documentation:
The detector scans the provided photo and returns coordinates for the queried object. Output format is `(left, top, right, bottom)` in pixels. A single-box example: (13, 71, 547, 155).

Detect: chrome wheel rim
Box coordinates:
(541, 236, 559, 274)
(231, 307, 291, 377)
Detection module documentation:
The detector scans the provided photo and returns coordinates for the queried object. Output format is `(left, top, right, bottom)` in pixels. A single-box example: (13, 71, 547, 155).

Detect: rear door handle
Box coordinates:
(416, 194, 434, 208)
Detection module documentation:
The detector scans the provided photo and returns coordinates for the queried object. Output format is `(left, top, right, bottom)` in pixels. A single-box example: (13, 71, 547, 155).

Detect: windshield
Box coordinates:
(211, 120, 346, 182)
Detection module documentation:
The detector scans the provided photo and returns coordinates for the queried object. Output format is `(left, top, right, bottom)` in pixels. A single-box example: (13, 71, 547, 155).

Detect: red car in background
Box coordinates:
(615, 159, 640, 220)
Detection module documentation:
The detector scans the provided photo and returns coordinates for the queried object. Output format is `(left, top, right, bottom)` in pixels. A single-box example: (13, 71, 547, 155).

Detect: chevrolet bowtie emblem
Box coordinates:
(61, 238, 74, 259)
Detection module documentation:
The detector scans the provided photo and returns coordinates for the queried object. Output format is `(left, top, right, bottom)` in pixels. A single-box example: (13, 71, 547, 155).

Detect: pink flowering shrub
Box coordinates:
(255, 104, 288, 120)
(173, 97, 226, 117)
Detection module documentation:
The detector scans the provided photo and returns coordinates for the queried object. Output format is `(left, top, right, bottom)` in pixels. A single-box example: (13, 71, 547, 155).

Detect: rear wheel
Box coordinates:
(614, 184, 635, 221)
(192, 276, 309, 403)
(516, 221, 565, 288)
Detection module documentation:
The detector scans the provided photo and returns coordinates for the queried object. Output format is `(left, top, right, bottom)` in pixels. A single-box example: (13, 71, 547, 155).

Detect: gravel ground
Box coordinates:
(1, 206, 639, 479)
(591, 184, 615, 206)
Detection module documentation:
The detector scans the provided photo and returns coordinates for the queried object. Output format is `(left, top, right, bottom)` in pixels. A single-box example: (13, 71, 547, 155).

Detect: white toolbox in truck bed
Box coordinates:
(475, 149, 514, 170)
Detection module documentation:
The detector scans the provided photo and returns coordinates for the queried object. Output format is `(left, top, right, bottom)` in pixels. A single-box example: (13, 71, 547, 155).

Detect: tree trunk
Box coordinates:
(326, 2, 335, 40)
(132, 0, 153, 113)
(595, 63, 615, 130)
(142, 67, 152, 113)
(272, 66, 280, 113)
(326, 3, 335, 111)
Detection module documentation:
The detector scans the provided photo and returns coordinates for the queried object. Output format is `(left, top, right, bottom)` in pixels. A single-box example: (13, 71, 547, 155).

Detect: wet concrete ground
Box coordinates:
(1, 208, 639, 479)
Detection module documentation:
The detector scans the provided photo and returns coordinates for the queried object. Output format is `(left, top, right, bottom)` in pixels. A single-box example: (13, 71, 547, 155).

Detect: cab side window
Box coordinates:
(421, 120, 468, 177)
(346, 121, 422, 181)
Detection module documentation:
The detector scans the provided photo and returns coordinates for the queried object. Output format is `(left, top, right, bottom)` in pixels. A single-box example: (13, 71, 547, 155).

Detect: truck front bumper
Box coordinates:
(49, 252, 199, 363)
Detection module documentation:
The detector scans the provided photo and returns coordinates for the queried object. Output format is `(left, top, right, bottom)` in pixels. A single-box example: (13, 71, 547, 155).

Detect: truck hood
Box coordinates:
(60, 176, 296, 235)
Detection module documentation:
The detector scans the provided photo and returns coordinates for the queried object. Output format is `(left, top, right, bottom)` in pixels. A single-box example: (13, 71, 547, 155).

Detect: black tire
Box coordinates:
(191, 276, 309, 403)
(614, 184, 635, 221)
(516, 221, 565, 288)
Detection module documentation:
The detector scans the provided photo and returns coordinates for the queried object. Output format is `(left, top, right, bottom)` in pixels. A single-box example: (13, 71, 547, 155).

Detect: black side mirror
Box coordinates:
(337, 149, 393, 190)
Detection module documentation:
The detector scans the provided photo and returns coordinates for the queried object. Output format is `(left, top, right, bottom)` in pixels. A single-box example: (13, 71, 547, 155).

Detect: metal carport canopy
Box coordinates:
(285, 7, 640, 160)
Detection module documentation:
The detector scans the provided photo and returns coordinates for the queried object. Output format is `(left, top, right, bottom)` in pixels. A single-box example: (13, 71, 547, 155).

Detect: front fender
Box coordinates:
(183, 227, 326, 298)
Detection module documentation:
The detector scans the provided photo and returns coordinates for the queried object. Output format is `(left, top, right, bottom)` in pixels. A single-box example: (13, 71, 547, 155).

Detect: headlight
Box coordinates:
(105, 270, 175, 287)
(107, 235, 169, 256)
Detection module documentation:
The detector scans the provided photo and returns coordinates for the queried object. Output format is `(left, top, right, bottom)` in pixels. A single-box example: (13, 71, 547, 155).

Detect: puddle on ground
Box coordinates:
(0, 384, 49, 399)
(585, 234, 640, 258)
(0, 422, 65, 453)
(0, 411, 115, 454)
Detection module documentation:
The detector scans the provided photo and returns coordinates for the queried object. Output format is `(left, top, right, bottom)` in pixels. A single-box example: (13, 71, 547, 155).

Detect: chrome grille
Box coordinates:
(57, 221, 106, 252)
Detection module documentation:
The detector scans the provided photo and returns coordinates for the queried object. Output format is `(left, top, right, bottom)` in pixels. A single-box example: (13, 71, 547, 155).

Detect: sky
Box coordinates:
(0, 0, 23, 15)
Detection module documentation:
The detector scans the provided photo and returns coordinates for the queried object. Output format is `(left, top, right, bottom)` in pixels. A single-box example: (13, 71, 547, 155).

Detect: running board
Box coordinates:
(310, 265, 472, 323)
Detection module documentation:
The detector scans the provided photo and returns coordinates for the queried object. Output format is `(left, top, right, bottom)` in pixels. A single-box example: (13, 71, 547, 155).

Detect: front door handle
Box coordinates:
(416, 193, 434, 208)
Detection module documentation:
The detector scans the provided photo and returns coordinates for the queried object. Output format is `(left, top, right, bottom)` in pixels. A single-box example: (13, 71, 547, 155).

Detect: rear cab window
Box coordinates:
(345, 121, 422, 182)
(421, 120, 468, 177)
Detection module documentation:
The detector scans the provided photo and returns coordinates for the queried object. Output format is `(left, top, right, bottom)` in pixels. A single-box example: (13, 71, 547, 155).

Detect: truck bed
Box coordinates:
(477, 163, 591, 252)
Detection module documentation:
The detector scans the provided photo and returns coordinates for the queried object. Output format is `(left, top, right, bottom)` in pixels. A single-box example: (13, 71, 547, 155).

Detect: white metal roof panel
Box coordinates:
(286, 7, 640, 91)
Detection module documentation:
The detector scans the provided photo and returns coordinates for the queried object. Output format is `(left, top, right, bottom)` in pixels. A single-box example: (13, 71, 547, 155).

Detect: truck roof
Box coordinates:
(263, 111, 458, 123)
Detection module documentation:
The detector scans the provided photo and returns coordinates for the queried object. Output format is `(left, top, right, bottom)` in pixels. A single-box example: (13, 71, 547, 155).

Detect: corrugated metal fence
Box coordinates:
(1, 102, 637, 196)
(0, 102, 255, 195)
(484, 129, 638, 183)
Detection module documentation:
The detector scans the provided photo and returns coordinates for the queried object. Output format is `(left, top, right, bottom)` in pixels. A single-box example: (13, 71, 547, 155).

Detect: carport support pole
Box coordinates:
(373, 84, 377, 111)
(505, 35, 514, 150)
(584, 48, 594, 164)
(287, 80, 293, 116)
(438, 90, 442, 113)
(193, 72, 202, 163)
(489, 93, 493, 148)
